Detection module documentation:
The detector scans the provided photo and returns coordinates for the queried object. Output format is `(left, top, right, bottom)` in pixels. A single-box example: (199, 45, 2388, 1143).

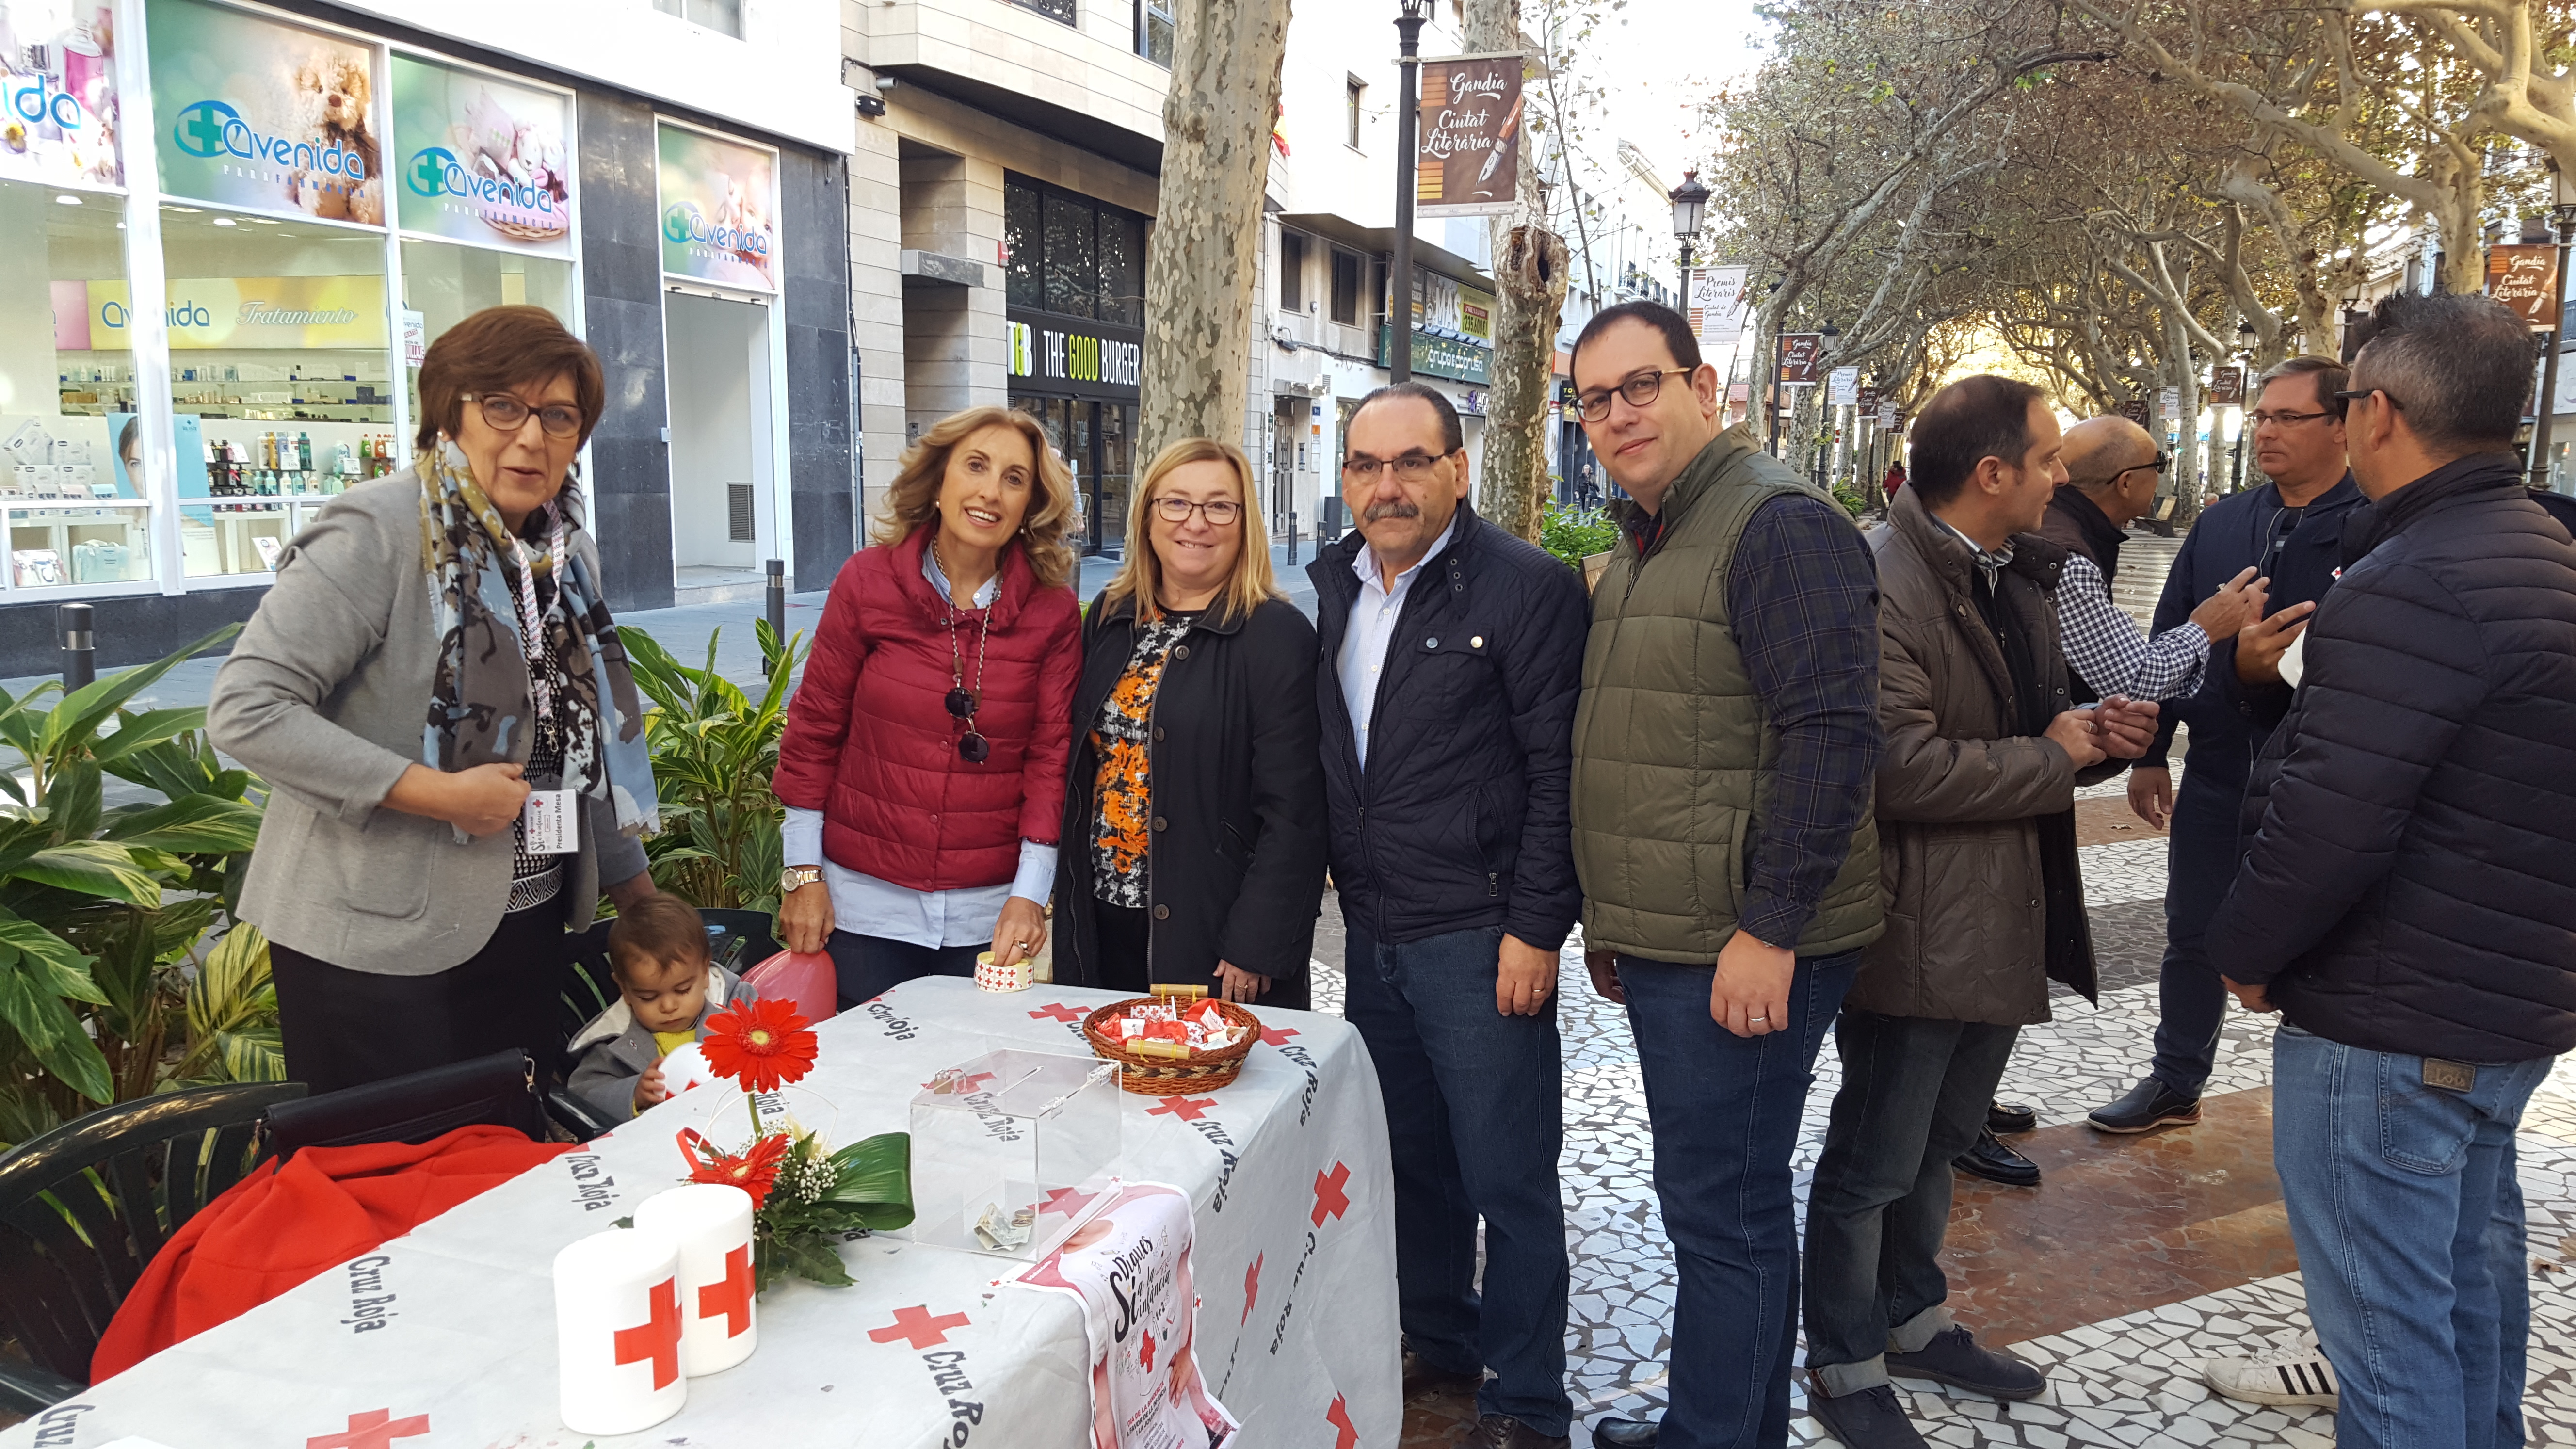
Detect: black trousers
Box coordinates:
(270, 906, 571, 1095)
(824, 929, 982, 1009)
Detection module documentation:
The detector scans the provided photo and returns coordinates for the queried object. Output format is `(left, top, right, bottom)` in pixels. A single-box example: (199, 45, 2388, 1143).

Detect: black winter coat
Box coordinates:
(2141, 474, 2368, 790)
(2205, 455, 2576, 1061)
(1053, 593, 1327, 1008)
(1308, 502, 1590, 949)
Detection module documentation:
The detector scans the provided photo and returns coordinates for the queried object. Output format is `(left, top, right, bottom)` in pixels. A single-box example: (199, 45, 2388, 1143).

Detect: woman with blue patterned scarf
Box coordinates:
(210, 306, 661, 1094)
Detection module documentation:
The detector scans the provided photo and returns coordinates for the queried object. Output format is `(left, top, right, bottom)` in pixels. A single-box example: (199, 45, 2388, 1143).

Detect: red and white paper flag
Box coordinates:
(633, 1184, 759, 1376)
(552, 1226, 687, 1434)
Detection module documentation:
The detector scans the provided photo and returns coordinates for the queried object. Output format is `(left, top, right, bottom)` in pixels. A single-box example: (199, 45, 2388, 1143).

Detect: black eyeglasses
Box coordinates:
(2116, 451, 2171, 478)
(2332, 387, 2399, 411)
(1153, 496, 1244, 525)
(1341, 451, 1448, 481)
(465, 392, 585, 438)
(1574, 368, 1693, 422)
(2247, 408, 2333, 428)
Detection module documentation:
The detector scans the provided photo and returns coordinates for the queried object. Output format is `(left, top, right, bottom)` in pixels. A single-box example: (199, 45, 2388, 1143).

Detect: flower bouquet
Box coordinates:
(671, 998, 913, 1291)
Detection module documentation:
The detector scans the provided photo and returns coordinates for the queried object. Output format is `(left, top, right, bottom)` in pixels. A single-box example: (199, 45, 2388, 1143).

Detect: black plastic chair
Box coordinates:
(701, 908, 781, 970)
(0, 1081, 308, 1412)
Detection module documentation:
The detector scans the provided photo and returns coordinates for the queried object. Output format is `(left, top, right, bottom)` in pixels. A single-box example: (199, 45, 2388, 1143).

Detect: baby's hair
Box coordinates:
(608, 894, 712, 983)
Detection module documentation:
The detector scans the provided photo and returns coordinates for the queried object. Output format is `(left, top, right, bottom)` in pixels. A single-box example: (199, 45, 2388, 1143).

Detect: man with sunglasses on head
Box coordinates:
(1565, 301, 1885, 1449)
(1311, 383, 1590, 1449)
(2089, 356, 2362, 1137)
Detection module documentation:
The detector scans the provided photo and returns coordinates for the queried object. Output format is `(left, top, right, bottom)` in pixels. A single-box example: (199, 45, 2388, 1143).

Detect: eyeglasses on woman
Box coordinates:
(464, 392, 585, 439)
(1152, 495, 1244, 525)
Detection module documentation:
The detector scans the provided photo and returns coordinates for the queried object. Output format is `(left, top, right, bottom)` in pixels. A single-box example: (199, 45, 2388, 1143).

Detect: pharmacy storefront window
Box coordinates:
(149, 0, 398, 581)
(392, 54, 577, 415)
(1, 2, 150, 594)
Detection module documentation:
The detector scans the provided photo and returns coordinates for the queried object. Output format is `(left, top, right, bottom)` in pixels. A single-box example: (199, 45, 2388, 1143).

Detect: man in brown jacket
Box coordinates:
(1797, 376, 2157, 1449)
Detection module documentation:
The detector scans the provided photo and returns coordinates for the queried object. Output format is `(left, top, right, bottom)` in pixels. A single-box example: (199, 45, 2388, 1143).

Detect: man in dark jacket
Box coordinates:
(1800, 376, 2157, 1449)
(2205, 290, 2576, 1449)
(1567, 301, 1884, 1449)
(1311, 382, 1589, 1449)
(2091, 355, 2360, 1134)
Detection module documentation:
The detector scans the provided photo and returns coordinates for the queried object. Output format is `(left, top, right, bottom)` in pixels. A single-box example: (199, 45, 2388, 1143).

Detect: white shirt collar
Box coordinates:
(1352, 514, 1459, 593)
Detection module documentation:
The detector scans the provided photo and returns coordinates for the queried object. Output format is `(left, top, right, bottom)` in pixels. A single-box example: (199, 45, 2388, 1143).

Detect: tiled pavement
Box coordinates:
(1311, 766, 2576, 1447)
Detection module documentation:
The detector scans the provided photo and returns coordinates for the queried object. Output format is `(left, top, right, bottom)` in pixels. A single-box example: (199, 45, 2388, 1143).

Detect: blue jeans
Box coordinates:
(1801, 1010, 2020, 1393)
(1342, 921, 1572, 1436)
(2271, 1024, 2550, 1449)
(1618, 950, 1858, 1449)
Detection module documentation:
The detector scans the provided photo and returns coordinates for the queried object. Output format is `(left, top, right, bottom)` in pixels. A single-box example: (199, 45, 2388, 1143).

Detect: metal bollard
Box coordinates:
(765, 559, 786, 641)
(59, 602, 94, 692)
(1286, 511, 1299, 565)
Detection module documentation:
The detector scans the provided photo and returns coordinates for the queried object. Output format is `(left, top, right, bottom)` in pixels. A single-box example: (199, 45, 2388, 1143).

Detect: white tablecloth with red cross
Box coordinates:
(1, 977, 1400, 1449)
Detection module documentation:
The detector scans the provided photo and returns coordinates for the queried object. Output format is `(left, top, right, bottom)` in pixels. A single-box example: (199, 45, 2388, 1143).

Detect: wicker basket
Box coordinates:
(1082, 985, 1259, 1095)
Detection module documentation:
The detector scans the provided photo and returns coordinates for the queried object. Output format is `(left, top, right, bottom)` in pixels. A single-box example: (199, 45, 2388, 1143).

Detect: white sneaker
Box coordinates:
(2203, 1334, 2338, 1408)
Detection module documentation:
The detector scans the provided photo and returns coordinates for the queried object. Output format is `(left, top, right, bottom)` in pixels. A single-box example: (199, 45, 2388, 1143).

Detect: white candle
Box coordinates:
(633, 1183, 760, 1375)
(553, 1226, 688, 1434)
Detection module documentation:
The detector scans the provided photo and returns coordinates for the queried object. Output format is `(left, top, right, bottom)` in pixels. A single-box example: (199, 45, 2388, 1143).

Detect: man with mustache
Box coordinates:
(1312, 383, 1590, 1449)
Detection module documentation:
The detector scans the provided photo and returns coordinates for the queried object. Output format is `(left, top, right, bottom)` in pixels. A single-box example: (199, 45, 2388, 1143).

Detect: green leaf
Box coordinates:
(100, 795, 264, 855)
(90, 708, 208, 766)
(0, 962, 112, 1103)
(177, 922, 282, 1084)
(761, 1229, 855, 1289)
(819, 1130, 914, 1229)
(13, 841, 162, 906)
(46, 759, 102, 842)
(39, 623, 241, 763)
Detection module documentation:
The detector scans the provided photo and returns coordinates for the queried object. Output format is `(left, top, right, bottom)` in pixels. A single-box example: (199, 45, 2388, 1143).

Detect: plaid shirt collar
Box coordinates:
(1931, 513, 2014, 591)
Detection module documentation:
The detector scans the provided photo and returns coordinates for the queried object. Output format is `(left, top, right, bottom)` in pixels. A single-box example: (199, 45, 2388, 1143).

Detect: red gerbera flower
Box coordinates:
(678, 1127, 791, 1209)
(701, 997, 819, 1093)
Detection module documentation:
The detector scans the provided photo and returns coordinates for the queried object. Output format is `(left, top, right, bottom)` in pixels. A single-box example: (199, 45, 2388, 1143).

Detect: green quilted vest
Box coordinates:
(1570, 425, 1885, 962)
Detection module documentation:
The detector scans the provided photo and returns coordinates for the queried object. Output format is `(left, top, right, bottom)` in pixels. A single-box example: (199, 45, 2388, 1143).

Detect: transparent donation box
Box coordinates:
(907, 1049, 1122, 1260)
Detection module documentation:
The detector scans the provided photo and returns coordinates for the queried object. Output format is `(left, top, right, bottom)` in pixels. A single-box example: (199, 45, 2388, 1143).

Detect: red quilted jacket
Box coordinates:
(775, 526, 1081, 891)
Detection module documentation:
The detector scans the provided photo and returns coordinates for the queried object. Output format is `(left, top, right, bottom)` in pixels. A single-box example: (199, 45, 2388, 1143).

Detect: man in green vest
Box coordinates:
(1568, 301, 1885, 1449)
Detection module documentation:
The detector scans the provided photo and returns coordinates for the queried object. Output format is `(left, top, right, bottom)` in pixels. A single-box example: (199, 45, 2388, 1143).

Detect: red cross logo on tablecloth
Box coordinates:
(869, 1304, 972, 1350)
(613, 1277, 683, 1390)
(1311, 1162, 1352, 1226)
(1040, 1184, 1101, 1217)
(1241, 1251, 1263, 1323)
(1149, 1095, 1219, 1122)
(1259, 1024, 1300, 1046)
(1326, 1393, 1359, 1449)
(1028, 1002, 1086, 1022)
(698, 1242, 755, 1338)
(306, 1409, 430, 1449)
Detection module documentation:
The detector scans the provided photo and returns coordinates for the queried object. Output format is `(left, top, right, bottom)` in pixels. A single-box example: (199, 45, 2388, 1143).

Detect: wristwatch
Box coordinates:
(781, 865, 822, 894)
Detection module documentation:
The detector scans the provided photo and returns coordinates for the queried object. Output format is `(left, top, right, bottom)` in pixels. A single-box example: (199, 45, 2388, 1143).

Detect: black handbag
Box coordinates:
(262, 1048, 546, 1160)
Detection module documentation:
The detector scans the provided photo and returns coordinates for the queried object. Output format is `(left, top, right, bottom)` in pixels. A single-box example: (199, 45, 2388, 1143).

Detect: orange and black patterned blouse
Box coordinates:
(1088, 613, 1198, 907)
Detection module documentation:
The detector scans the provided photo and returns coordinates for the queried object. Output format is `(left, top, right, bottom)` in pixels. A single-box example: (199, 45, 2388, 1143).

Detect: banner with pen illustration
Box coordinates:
(1414, 51, 1526, 219)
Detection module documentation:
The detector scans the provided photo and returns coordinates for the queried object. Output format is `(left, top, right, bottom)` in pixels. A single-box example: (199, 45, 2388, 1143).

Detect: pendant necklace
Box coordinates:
(934, 537, 995, 764)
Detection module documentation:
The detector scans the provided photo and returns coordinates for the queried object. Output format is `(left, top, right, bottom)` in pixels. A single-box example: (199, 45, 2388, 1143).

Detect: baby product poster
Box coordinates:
(657, 122, 776, 293)
(0, 1, 123, 189)
(146, 0, 385, 225)
(1017, 1181, 1240, 1449)
(390, 53, 571, 255)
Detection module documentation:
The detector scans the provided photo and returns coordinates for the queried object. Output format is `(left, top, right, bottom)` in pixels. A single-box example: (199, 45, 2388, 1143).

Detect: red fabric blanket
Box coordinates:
(93, 1124, 570, 1381)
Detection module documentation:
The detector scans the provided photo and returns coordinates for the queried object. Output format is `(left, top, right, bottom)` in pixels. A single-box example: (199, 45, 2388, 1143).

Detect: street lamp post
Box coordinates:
(1815, 320, 1841, 487)
(1668, 170, 1709, 308)
(2533, 198, 2576, 491)
(1389, 0, 1430, 384)
(2230, 319, 2255, 495)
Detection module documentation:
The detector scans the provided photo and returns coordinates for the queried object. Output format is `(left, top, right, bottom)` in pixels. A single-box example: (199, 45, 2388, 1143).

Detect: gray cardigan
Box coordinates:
(208, 468, 649, 975)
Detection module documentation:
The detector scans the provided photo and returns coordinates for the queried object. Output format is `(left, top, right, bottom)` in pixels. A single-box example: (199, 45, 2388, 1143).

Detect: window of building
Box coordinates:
(400, 241, 576, 424)
(1005, 175, 1148, 324)
(1280, 232, 1306, 314)
(1009, 0, 1078, 24)
(652, 0, 744, 38)
(1329, 249, 1361, 326)
(1347, 77, 1366, 150)
(1137, 0, 1175, 65)
(157, 204, 394, 581)
(2, 180, 155, 594)
(1370, 256, 1390, 333)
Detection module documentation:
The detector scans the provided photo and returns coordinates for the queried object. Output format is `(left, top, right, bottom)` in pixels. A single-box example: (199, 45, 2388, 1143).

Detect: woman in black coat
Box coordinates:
(1054, 437, 1326, 1008)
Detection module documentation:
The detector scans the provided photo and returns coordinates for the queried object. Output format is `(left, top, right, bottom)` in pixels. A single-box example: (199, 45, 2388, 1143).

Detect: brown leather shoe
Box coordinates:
(1402, 1346, 1484, 1400)
(1466, 1413, 1571, 1448)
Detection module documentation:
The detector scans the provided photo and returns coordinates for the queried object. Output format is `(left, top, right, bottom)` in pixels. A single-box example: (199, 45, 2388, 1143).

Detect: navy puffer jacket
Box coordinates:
(1309, 503, 1590, 949)
(2206, 455, 2576, 1061)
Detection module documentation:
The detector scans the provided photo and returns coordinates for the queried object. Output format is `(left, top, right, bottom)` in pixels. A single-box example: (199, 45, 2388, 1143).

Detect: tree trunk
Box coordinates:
(1138, 0, 1292, 469)
(1481, 225, 1571, 540)
(1462, 0, 1560, 542)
